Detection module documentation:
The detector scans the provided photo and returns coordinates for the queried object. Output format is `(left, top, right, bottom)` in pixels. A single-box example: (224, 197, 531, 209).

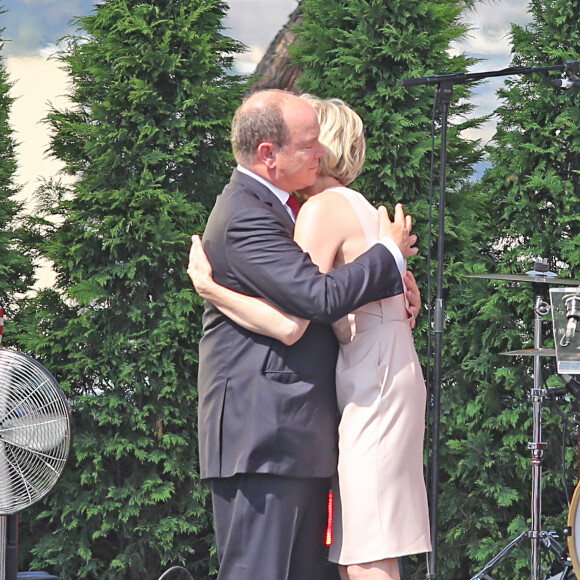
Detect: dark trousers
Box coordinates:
(211, 473, 330, 580)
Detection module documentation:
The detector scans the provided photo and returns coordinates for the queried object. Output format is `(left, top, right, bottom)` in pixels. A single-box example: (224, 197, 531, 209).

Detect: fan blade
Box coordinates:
(0, 413, 68, 452)
(0, 443, 17, 514)
(0, 348, 71, 514)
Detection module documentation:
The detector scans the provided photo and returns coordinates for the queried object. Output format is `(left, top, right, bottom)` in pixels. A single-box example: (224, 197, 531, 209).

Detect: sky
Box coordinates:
(2, 0, 532, 190)
(1, 0, 532, 285)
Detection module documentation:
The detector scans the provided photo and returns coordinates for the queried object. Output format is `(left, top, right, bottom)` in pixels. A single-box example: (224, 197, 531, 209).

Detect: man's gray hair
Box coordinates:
(231, 90, 291, 165)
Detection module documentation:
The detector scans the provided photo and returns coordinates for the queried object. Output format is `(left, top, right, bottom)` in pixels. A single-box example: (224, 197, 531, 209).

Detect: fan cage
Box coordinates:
(0, 349, 72, 515)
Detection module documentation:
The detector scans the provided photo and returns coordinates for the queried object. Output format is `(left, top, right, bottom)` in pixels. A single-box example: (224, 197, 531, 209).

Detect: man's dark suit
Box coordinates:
(198, 169, 404, 579)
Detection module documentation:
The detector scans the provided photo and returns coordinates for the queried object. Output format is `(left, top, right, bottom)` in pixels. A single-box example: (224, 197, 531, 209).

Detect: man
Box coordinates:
(197, 89, 417, 580)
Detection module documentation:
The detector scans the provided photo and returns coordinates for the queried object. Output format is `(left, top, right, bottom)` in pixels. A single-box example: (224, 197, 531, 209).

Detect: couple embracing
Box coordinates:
(189, 89, 431, 580)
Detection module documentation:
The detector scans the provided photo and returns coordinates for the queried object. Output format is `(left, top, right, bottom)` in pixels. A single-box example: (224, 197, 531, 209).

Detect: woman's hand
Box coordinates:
(186, 234, 310, 344)
(187, 235, 215, 297)
(378, 204, 418, 259)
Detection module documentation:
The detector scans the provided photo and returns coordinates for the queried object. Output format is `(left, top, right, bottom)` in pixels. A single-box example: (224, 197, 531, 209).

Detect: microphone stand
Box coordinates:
(400, 60, 579, 580)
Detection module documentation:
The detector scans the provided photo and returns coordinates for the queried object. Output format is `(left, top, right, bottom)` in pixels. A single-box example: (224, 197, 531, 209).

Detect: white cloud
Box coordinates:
(38, 44, 60, 59)
(453, 0, 530, 66)
(461, 28, 513, 59)
(466, 1, 530, 30)
(224, 0, 298, 51)
(6, 56, 71, 202)
(232, 45, 265, 75)
(6, 55, 71, 288)
(447, 0, 532, 140)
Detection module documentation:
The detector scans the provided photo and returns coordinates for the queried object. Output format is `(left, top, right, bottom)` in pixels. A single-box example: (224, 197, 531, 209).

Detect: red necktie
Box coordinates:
(286, 194, 301, 218)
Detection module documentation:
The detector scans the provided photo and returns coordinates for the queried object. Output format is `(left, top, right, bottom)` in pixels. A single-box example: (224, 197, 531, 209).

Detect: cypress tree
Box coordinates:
(17, 1, 246, 578)
(292, 0, 493, 577)
(448, 0, 580, 577)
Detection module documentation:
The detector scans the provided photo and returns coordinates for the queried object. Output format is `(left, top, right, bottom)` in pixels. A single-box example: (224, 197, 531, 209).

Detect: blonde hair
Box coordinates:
(300, 94, 366, 186)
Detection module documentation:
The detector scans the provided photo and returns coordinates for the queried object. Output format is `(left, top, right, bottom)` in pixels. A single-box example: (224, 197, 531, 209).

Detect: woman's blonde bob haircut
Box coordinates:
(301, 94, 366, 186)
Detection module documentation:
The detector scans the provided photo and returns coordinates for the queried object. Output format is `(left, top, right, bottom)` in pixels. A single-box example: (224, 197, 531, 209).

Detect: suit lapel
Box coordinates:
(230, 169, 296, 234)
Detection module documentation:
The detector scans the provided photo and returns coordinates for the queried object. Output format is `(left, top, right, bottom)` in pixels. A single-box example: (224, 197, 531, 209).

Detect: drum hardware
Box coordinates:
(542, 530, 574, 580)
(469, 531, 574, 580)
(469, 530, 528, 580)
(502, 348, 558, 357)
(549, 286, 580, 579)
(466, 273, 580, 287)
(566, 482, 580, 578)
(559, 294, 580, 348)
(565, 380, 580, 579)
(402, 62, 580, 580)
(550, 289, 580, 376)
(468, 261, 579, 580)
(544, 373, 580, 579)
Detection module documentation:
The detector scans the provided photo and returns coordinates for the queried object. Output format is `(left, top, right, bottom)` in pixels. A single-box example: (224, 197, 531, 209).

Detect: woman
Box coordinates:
(188, 95, 431, 580)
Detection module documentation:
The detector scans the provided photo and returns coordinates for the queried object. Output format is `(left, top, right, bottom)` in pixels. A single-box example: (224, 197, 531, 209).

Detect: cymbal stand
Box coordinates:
(530, 287, 552, 579)
(469, 285, 553, 580)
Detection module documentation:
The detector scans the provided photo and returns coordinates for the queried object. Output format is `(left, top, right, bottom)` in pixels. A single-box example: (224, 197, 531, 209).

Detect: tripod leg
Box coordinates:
(468, 531, 528, 580)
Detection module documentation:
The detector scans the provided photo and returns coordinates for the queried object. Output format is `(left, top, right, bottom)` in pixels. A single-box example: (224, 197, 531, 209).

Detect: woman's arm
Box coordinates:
(188, 235, 309, 345)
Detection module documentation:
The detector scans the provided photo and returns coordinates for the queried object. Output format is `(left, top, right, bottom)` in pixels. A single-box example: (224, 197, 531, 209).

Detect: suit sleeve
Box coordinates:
(225, 205, 404, 324)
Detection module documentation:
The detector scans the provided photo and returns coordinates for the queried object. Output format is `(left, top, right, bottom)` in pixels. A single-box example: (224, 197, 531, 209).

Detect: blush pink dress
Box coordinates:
(328, 186, 431, 565)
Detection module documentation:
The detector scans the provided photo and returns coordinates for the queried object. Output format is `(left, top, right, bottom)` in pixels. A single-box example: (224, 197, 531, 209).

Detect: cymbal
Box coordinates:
(467, 273, 580, 286)
(501, 348, 557, 357)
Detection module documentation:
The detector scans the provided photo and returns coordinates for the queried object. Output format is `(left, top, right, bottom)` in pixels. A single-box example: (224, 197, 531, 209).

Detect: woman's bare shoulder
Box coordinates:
(296, 188, 361, 247)
(299, 187, 353, 214)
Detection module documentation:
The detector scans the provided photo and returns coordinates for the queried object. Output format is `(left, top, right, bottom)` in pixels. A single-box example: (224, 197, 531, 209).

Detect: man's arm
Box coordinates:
(223, 206, 404, 324)
(404, 270, 421, 329)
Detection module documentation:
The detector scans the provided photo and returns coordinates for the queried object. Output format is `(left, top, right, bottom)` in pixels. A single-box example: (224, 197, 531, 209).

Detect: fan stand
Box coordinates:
(0, 514, 17, 580)
(0, 308, 70, 580)
(0, 306, 15, 580)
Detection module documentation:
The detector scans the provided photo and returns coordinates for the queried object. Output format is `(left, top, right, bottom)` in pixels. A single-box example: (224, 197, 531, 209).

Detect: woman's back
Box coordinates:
(320, 186, 432, 566)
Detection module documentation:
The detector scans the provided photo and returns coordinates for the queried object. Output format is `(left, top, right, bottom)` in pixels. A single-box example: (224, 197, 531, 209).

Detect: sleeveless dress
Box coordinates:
(328, 186, 432, 565)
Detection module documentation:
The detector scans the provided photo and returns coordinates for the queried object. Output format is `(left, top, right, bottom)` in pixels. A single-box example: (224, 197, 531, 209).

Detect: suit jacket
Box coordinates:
(198, 169, 404, 479)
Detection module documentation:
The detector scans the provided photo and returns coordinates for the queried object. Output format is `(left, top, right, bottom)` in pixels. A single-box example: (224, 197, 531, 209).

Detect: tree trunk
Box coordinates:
(251, 2, 303, 91)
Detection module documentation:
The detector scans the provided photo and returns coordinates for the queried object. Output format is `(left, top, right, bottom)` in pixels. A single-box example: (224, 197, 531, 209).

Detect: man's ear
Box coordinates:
(257, 141, 277, 169)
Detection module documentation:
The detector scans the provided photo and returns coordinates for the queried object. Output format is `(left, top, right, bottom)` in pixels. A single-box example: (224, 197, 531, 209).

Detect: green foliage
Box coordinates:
(449, 0, 580, 577)
(293, 0, 482, 203)
(293, 0, 496, 577)
(292, 0, 489, 352)
(16, 1, 246, 578)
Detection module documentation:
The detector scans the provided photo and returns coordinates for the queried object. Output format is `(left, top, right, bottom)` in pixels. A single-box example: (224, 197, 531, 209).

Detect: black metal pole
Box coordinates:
(425, 81, 452, 580)
(400, 62, 574, 88)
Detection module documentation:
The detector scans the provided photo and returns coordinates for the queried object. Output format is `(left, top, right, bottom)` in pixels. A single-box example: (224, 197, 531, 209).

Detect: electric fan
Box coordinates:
(0, 346, 72, 580)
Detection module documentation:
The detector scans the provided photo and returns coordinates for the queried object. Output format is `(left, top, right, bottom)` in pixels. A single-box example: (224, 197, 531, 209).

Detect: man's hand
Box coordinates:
(378, 203, 418, 259)
(404, 270, 421, 329)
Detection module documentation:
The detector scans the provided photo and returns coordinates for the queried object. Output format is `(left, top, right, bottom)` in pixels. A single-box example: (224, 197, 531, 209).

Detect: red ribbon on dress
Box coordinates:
(325, 489, 334, 546)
